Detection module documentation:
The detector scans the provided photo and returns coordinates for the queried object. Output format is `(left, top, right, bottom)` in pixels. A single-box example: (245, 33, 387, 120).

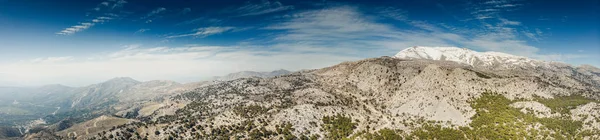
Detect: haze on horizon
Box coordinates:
(0, 0, 598, 87)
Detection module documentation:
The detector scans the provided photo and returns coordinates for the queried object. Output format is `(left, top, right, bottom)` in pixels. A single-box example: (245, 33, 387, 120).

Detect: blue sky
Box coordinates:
(0, 0, 598, 86)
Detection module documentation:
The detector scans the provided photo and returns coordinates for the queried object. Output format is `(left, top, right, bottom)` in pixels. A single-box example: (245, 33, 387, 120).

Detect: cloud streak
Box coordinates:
(57, 0, 124, 35)
(56, 16, 114, 35)
(235, 0, 294, 16)
(142, 7, 166, 19)
(166, 27, 236, 38)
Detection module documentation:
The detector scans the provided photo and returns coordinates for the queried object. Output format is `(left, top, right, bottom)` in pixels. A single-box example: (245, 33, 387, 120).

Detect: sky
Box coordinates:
(0, 0, 598, 86)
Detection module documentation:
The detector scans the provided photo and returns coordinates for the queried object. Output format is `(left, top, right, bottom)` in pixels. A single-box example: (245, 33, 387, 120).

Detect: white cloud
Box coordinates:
(166, 27, 236, 38)
(265, 5, 578, 61)
(235, 0, 294, 16)
(142, 7, 166, 19)
(498, 18, 521, 26)
(378, 7, 407, 21)
(266, 6, 394, 40)
(92, 16, 112, 23)
(141, 7, 167, 23)
(484, 0, 510, 5)
(56, 16, 114, 35)
(19, 5, 592, 86)
(522, 31, 539, 42)
(135, 29, 150, 34)
(111, 0, 127, 9)
(56, 22, 94, 35)
(475, 15, 494, 20)
(495, 4, 520, 8)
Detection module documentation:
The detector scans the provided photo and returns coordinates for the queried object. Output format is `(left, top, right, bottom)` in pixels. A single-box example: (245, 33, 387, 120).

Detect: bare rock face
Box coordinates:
(510, 101, 559, 118)
(571, 102, 600, 130)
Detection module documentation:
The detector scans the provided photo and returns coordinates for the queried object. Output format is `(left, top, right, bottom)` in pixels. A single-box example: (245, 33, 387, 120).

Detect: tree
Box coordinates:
(154, 130, 160, 135)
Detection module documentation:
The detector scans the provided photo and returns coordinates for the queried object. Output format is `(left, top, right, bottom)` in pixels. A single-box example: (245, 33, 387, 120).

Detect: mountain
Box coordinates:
(0, 77, 210, 139)
(11, 47, 600, 139)
(395, 46, 600, 89)
(394, 46, 546, 69)
(68, 77, 141, 109)
(70, 49, 598, 139)
(0, 126, 20, 139)
(214, 69, 292, 81)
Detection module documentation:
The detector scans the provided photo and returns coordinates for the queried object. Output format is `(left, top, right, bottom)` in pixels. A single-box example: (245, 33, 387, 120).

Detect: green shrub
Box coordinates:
(535, 94, 596, 114)
(322, 114, 357, 140)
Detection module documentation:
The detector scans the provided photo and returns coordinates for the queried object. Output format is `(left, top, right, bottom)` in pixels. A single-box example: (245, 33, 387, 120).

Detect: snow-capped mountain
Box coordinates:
(394, 46, 545, 69)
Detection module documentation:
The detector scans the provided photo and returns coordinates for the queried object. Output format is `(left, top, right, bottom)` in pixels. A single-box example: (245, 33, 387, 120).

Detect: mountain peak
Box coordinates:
(393, 46, 543, 69)
(104, 77, 140, 84)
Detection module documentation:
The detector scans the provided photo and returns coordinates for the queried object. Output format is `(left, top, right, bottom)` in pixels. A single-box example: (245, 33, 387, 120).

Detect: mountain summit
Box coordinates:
(394, 46, 544, 69)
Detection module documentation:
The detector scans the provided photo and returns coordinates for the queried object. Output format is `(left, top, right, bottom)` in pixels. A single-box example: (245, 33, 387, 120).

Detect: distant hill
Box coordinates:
(213, 69, 292, 81)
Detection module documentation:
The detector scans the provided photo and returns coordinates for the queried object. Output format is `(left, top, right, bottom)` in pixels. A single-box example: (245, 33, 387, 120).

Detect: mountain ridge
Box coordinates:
(394, 46, 549, 69)
(5, 47, 600, 139)
(213, 69, 292, 81)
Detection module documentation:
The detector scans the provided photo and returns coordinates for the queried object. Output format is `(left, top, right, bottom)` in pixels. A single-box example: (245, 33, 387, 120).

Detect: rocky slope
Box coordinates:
(214, 69, 292, 81)
(79, 47, 599, 140)
(17, 47, 600, 139)
(0, 77, 211, 139)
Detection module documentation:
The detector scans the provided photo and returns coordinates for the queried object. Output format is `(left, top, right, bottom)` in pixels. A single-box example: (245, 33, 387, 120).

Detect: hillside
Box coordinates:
(80, 50, 599, 139)
(11, 47, 600, 139)
(214, 69, 292, 81)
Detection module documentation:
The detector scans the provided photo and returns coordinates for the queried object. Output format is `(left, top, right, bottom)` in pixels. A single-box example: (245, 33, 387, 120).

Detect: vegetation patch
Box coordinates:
(360, 128, 403, 140)
(411, 124, 467, 140)
(534, 94, 597, 114)
(233, 105, 269, 118)
(474, 71, 491, 79)
(321, 114, 357, 140)
(350, 91, 597, 140)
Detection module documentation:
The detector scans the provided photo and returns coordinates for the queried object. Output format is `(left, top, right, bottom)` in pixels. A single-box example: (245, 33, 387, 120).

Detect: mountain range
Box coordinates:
(2, 46, 599, 139)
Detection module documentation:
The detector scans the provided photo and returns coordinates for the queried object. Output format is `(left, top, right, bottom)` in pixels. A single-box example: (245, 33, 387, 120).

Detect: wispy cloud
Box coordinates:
(265, 5, 570, 59)
(378, 7, 407, 21)
(175, 17, 222, 26)
(142, 7, 166, 19)
(135, 29, 150, 34)
(91, 16, 112, 23)
(498, 18, 521, 26)
(56, 16, 115, 35)
(111, 0, 127, 9)
(166, 27, 236, 38)
(495, 4, 520, 8)
(234, 0, 294, 16)
(56, 23, 94, 35)
(142, 7, 167, 23)
(521, 28, 544, 42)
(57, 0, 123, 35)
